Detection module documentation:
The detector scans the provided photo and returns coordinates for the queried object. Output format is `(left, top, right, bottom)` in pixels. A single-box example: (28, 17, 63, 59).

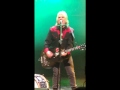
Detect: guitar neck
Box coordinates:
(64, 46, 80, 53)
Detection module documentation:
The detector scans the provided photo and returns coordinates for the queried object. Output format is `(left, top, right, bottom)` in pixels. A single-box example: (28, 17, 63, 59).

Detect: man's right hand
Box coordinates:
(46, 51, 53, 58)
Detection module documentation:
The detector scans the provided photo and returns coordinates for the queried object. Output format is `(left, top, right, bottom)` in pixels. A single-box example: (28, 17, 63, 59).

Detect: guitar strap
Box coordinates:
(70, 28, 77, 46)
(70, 28, 75, 39)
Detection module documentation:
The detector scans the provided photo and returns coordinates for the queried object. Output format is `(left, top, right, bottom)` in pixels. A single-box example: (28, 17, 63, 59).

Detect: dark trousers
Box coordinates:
(52, 56, 77, 89)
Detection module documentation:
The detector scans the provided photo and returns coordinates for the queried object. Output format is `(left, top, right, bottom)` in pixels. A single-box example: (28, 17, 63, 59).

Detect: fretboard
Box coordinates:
(65, 46, 80, 52)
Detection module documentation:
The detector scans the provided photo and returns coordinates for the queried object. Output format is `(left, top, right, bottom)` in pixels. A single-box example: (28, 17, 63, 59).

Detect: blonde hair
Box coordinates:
(55, 10, 69, 27)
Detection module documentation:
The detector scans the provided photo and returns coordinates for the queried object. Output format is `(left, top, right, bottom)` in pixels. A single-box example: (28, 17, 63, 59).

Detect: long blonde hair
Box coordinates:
(55, 10, 69, 27)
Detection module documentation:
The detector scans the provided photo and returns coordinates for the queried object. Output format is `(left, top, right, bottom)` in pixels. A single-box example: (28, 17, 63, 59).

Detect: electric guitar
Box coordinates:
(39, 43, 86, 69)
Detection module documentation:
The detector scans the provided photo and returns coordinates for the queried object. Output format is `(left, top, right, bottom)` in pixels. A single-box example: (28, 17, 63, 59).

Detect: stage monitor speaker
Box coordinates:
(34, 88, 49, 90)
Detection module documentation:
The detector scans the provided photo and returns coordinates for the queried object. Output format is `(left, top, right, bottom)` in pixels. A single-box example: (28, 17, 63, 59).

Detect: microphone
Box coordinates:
(60, 20, 62, 24)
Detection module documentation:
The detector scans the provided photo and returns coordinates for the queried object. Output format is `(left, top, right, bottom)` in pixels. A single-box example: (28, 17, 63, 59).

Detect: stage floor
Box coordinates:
(35, 87, 86, 90)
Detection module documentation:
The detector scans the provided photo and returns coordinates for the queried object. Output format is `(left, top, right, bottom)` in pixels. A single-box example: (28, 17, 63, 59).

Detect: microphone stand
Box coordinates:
(56, 21, 63, 90)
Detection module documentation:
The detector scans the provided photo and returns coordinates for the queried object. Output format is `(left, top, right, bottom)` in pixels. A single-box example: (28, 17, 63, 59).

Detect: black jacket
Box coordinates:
(44, 25, 74, 54)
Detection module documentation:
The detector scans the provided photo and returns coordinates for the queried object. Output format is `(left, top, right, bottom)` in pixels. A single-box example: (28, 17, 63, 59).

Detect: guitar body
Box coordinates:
(40, 52, 55, 69)
(40, 51, 69, 69)
(40, 44, 86, 69)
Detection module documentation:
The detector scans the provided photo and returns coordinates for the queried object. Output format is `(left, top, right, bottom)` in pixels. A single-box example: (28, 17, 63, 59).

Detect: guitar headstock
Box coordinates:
(75, 44, 86, 50)
(79, 43, 86, 50)
(74, 43, 86, 51)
